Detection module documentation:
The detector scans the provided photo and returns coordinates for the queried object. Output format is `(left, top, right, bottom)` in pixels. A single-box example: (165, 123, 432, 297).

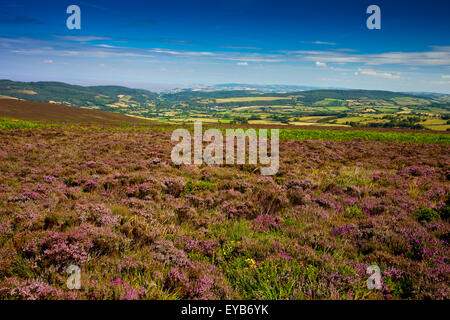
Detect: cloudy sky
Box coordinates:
(0, 0, 449, 93)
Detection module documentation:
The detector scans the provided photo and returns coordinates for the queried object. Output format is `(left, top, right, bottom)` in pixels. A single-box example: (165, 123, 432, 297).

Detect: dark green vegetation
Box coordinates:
(1, 80, 449, 130)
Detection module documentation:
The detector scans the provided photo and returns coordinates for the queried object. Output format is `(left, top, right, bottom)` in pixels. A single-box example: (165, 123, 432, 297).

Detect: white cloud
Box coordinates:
(222, 46, 261, 50)
(43, 59, 53, 63)
(236, 62, 248, 66)
(56, 35, 111, 42)
(149, 49, 283, 63)
(357, 68, 400, 79)
(149, 48, 214, 56)
(12, 48, 153, 58)
(442, 75, 450, 79)
(301, 41, 336, 46)
(313, 41, 336, 45)
(315, 61, 327, 68)
(431, 80, 450, 85)
(223, 57, 283, 62)
(289, 46, 450, 66)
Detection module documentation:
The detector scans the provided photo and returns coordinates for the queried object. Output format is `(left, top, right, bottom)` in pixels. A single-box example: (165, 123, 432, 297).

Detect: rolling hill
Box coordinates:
(0, 80, 158, 107)
(1, 80, 449, 130)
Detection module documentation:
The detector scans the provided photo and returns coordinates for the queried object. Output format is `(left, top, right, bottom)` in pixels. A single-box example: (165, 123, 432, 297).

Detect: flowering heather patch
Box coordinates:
(0, 124, 449, 300)
(184, 239, 220, 257)
(250, 214, 282, 233)
(83, 180, 99, 192)
(109, 277, 147, 300)
(0, 278, 74, 300)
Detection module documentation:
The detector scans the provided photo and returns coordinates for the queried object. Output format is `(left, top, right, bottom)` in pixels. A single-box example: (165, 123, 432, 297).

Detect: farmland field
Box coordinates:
(215, 97, 293, 103)
(0, 100, 448, 300)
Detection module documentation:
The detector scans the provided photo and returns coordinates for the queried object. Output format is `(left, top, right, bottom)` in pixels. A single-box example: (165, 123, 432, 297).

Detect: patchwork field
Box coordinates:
(0, 100, 448, 300)
(216, 97, 293, 103)
(2, 81, 448, 131)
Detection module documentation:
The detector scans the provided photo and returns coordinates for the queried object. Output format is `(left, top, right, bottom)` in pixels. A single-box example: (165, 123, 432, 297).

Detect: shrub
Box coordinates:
(344, 204, 363, 218)
(256, 184, 288, 215)
(0, 278, 68, 300)
(162, 178, 184, 198)
(183, 180, 217, 194)
(439, 198, 450, 221)
(414, 207, 440, 223)
(222, 201, 257, 220)
(83, 180, 99, 192)
(175, 205, 196, 223)
(150, 240, 190, 267)
(287, 186, 311, 205)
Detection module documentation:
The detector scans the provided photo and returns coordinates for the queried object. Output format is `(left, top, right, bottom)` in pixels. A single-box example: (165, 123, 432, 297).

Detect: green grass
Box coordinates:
(279, 128, 450, 145)
(0, 118, 59, 130)
(173, 124, 450, 145)
(223, 256, 300, 299)
(183, 180, 217, 194)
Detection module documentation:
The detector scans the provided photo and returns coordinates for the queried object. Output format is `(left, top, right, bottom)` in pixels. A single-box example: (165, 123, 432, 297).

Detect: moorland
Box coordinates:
(0, 99, 448, 300)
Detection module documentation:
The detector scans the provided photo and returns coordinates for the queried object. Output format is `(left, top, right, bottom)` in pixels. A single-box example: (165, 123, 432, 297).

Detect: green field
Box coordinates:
(216, 96, 292, 103)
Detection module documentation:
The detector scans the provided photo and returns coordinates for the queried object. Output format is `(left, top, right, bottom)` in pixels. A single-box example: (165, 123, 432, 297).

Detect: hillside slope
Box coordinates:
(0, 98, 152, 124)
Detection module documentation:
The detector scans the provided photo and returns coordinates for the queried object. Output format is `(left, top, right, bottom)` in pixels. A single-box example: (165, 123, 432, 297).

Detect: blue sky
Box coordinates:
(0, 0, 449, 93)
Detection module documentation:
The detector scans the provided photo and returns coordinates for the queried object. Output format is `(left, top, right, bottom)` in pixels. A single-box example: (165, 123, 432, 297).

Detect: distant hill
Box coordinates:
(0, 80, 158, 107)
(188, 83, 323, 93)
(0, 98, 153, 124)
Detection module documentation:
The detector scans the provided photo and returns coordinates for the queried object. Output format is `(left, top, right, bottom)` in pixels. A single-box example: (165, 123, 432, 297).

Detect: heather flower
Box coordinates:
(286, 186, 311, 205)
(150, 240, 190, 266)
(343, 198, 357, 207)
(250, 214, 282, 232)
(256, 184, 289, 215)
(222, 201, 257, 220)
(43, 175, 57, 183)
(83, 180, 99, 192)
(184, 239, 219, 256)
(372, 171, 382, 181)
(175, 205, 195, 222)
(188, 274, 214, 296)
(165, 267, 189, 294)
(0, 278, 66, 300)
(285, 179, 317, 190)
(331, 223, 359, 238)
(86, 161, 96, 168)
(109, 277, 147, 300)
(185, 194, 204, 207)
(162, 178, 184, 197)
(22, 191, 43, 200)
